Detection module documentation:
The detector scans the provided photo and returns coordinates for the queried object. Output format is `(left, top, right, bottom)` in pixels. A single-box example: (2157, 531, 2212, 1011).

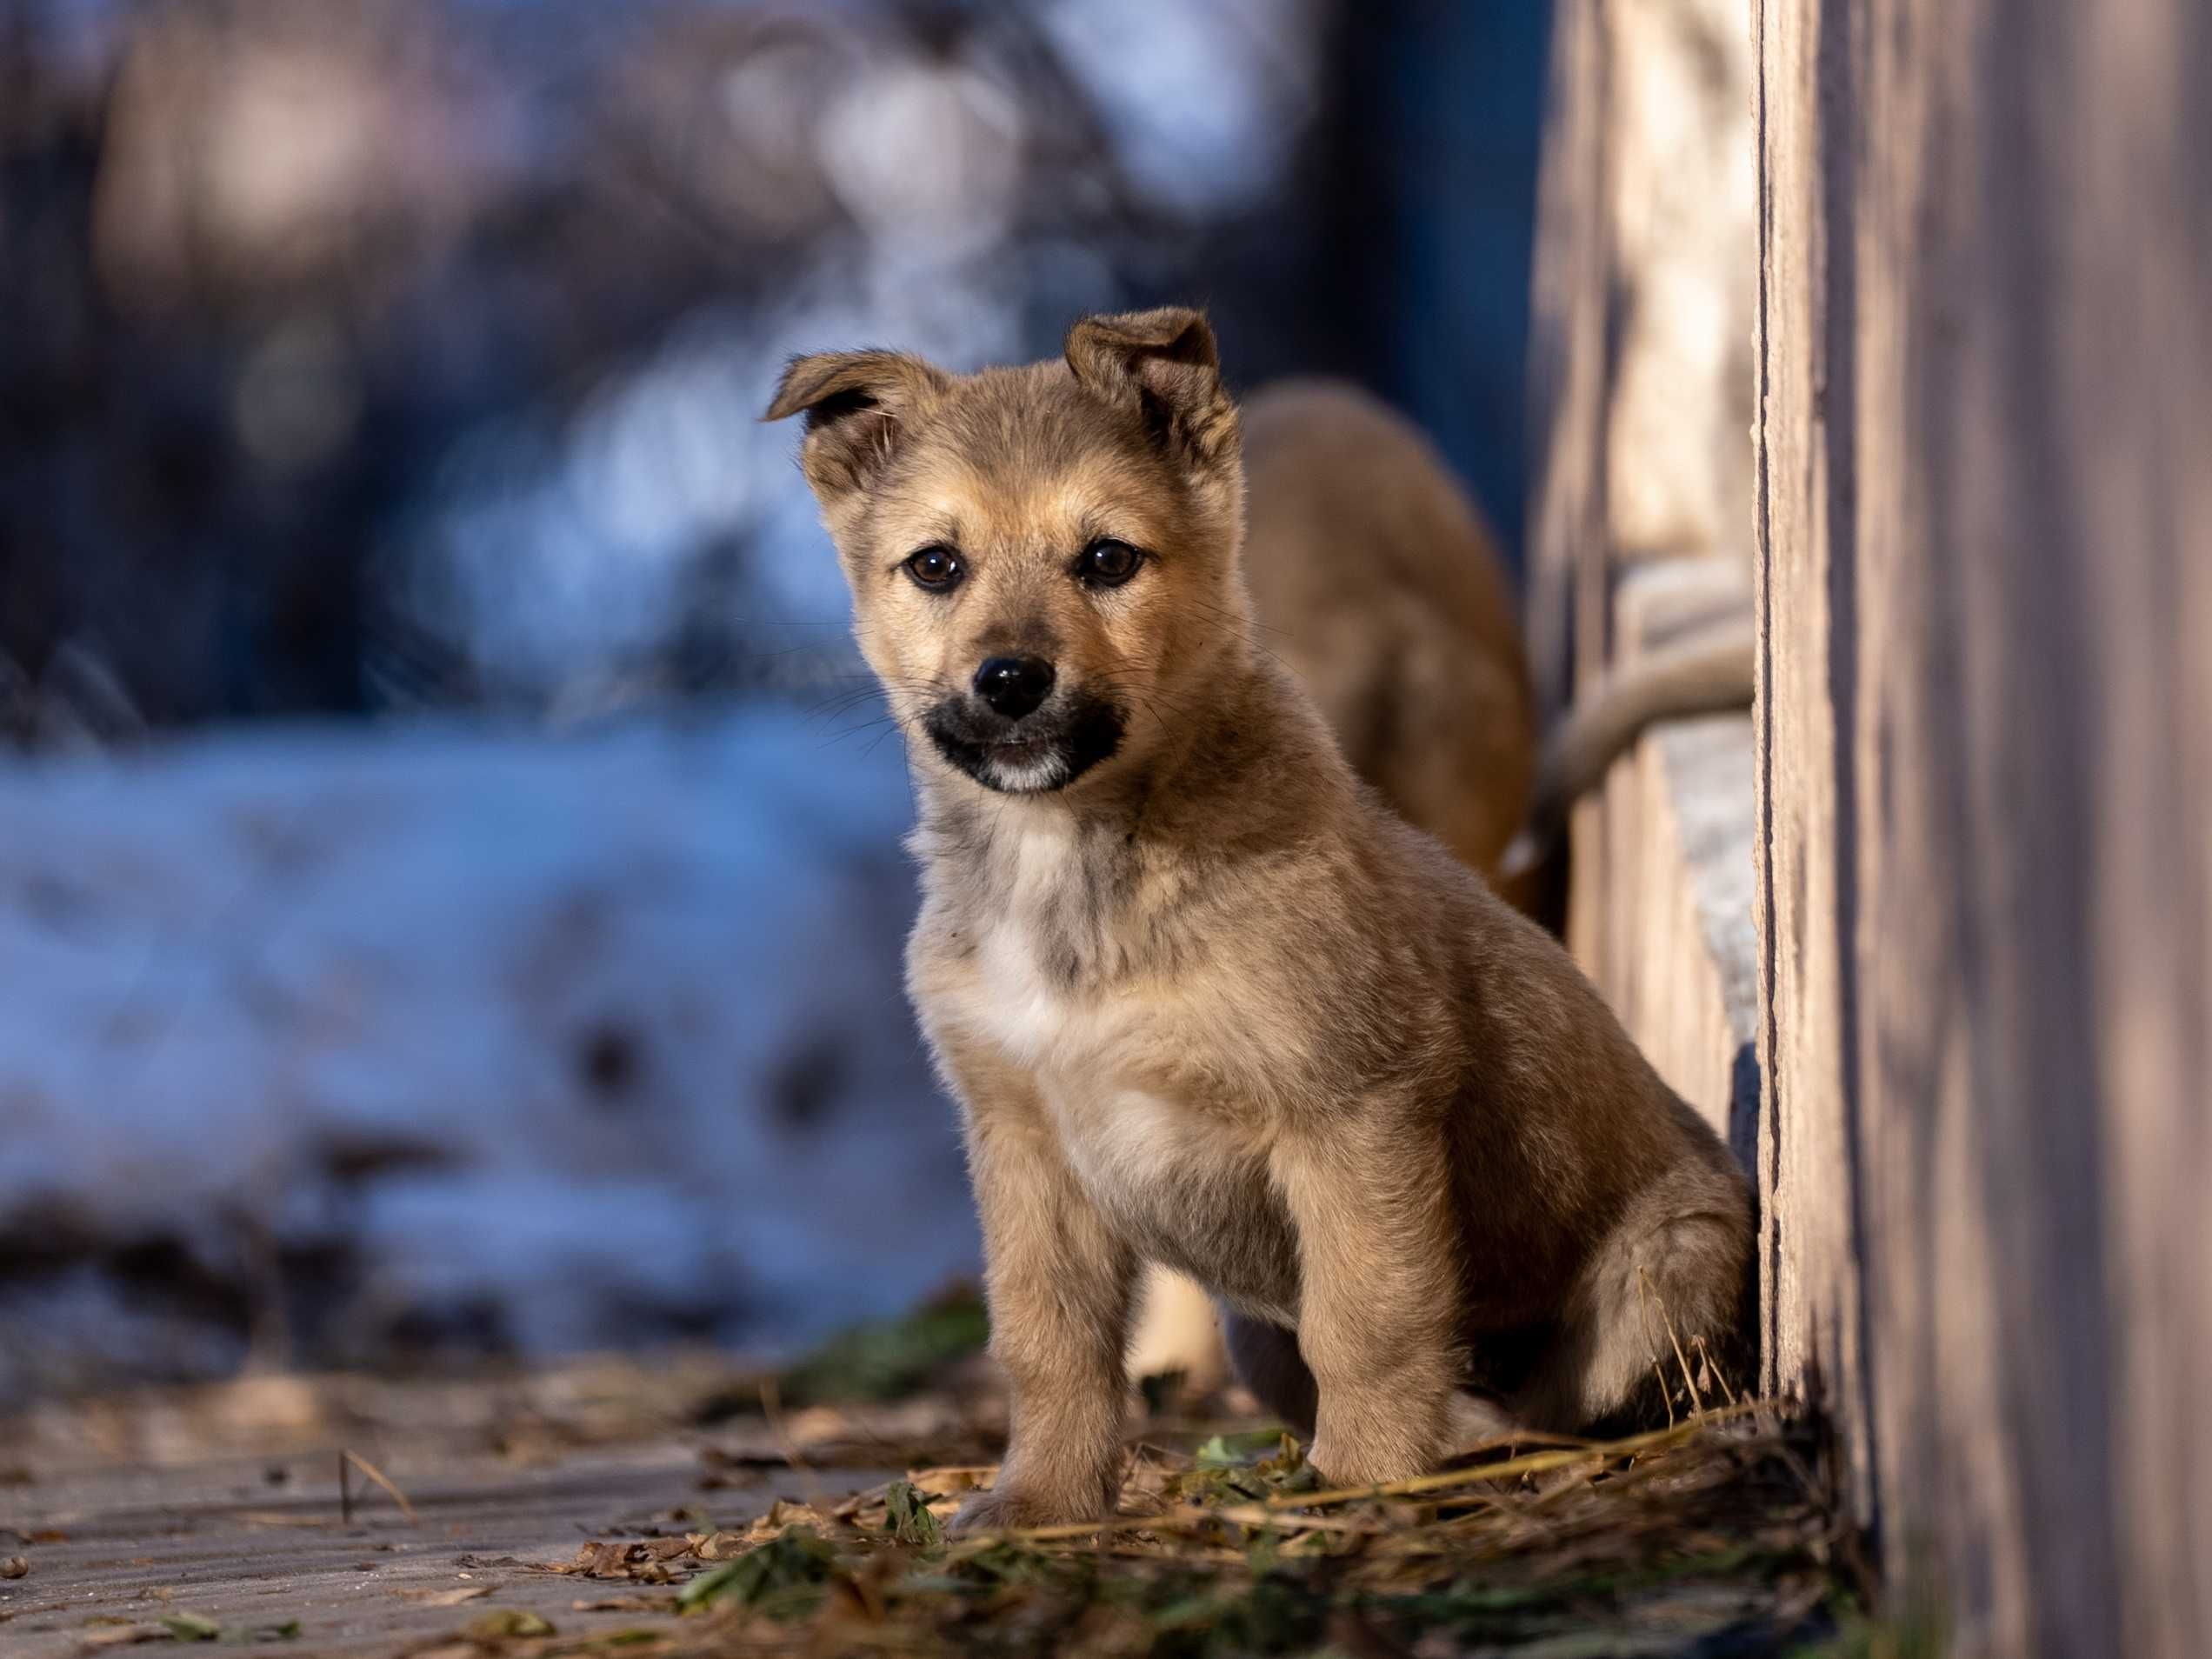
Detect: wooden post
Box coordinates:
(1755, 1, 2212, 1651)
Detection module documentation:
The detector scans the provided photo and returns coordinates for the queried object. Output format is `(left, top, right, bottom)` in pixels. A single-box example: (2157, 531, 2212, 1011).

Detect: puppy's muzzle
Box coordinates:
(923, 672, 1125, 795)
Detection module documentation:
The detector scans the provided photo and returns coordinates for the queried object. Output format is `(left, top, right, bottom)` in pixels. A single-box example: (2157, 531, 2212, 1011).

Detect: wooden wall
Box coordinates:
(1537, 0, 2212, 1650)
(1526, 0, 1761, 1156)
(1753, 0, 2212, 1652)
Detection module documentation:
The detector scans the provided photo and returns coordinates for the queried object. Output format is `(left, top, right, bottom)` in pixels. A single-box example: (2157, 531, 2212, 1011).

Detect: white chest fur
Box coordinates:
(924, 823, 1300, 1327)
(960, 823, 1149, 1092)
(937, 821, 1270, 1260)
(962, 819, 1096, 1068)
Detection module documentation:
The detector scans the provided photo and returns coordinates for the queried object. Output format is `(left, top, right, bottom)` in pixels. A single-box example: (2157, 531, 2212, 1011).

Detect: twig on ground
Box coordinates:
(339, 1449, 417, 1524)
(758, 1379, 832, 1513)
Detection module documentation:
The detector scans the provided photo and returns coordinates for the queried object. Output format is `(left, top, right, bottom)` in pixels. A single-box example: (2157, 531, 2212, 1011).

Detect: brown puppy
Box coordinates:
(1121, 382, 1756, 1397)
(1240, 380, 1541, 885)
(766, 310, 1753, 1530)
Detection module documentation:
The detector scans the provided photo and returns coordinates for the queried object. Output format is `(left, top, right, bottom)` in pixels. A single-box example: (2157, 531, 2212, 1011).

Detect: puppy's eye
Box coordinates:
(903, 545, 964, 591)
(1077, 539, 1143, 588)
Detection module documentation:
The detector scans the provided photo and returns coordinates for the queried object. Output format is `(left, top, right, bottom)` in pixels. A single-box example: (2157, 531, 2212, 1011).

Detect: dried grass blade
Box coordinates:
(1262, 1400, 1765, 1509)
(341, 1449, 418, 1523)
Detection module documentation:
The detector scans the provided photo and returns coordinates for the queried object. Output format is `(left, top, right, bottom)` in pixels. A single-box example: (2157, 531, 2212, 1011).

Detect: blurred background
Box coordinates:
(0, 0, 1552, 1402)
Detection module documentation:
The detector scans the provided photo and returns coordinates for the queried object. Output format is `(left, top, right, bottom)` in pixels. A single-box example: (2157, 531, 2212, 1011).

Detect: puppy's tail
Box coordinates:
(1499, 623, 1756, 883)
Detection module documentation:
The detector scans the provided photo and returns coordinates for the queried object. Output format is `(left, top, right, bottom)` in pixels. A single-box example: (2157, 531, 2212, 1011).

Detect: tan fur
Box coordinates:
(766, 309, 1754, 1530)
(1134, 384, 1753, 1399)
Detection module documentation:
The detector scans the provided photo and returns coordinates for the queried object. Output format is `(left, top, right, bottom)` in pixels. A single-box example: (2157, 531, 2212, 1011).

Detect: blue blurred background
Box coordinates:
(0, 0, 1550, 1399)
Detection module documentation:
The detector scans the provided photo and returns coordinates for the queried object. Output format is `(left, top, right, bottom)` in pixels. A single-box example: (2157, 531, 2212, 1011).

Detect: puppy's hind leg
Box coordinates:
(1513, 1159, 1753, 1436)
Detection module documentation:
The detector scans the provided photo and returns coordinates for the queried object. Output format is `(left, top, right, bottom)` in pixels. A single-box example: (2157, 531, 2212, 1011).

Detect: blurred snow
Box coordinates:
(817, 59, 1027, 257)
(1039, 0, 1322, 218)
(0, 710, 976, 1398)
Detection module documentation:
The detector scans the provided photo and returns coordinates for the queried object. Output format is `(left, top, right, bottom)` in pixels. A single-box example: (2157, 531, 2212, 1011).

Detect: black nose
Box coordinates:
(974, 656, 1056, 721)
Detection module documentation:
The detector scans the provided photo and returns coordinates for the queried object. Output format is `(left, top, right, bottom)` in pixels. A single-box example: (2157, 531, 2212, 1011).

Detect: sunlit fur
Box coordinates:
(767, 333, 1245, 804)
(767, 310, 1754, 1534)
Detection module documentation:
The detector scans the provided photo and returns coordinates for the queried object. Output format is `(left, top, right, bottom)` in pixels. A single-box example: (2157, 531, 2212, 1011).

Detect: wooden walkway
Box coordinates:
(0, 1364, 903, 1656)
(0, 1436, 867, 1656)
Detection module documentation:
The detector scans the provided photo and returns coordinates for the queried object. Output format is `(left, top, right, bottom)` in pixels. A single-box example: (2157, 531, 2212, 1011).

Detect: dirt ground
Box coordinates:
(0, 1341, 1869, 1658)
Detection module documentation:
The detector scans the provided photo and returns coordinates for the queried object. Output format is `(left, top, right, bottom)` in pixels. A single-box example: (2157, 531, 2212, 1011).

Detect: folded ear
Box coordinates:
(763, 350, 949, 502)
(1063, 308, 1237, 473)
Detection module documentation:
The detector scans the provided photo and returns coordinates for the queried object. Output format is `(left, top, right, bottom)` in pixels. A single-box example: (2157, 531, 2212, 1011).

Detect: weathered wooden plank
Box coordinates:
(1749, 0, 1870, 1504)
(1528, 0, 1766, 1401)
(1526, 0, 1614, 716)
(1530, 0, 1757, 716)
(1756, 0, 2212, 1651)
(0, 1446, 774, 1659)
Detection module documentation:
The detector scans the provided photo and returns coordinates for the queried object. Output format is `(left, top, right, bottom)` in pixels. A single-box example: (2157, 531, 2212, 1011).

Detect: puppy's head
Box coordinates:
(765, 308, 1246, 796)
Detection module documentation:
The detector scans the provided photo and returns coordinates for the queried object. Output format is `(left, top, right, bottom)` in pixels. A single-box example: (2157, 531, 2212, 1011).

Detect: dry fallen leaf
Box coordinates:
(757, 1500, 832, 1533)
(550, 1522, 826, 1590)
(551, 1536, 707, 1582)
(906, 1465, 993, 1497)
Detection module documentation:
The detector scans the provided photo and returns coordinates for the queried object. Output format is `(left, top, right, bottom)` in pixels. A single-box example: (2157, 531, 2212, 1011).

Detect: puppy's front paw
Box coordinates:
(948, 1485, 1100, 1536)
(1307, 1429, 1433, 1490)
(1307, 1382, 1451, 1489)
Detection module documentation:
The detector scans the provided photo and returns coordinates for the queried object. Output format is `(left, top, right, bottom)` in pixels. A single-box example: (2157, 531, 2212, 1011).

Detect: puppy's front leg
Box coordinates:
(939, 1041, 1135, 1532)
(1273, 1120, 1462, 1486)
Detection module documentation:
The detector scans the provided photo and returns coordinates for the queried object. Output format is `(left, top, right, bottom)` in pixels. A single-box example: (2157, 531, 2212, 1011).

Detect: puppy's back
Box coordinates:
(1242, 380, 1537, 881)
